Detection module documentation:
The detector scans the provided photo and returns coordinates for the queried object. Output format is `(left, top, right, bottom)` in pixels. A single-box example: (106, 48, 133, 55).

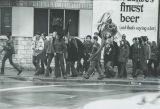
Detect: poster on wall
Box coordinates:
(93, 0, 159, 43)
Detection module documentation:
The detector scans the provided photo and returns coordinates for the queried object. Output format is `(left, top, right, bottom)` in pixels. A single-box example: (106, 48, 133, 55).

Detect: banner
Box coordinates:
(93, 0, 159, 43)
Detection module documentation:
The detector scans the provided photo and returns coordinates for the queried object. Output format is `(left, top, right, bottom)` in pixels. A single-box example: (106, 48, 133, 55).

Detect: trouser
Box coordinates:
(66, 61, 78, 76)
(1, 53, 21, 74)
(83, 53, 90, 72)
(87, 60, 103, 77)
(45, 53, 54, 76)
(119, 62, 127, 78)
(132, 59, 148, 77)
(77, 59, 83, 75)
(39, 52, 47, 74)
(148, 59, 158, 77)
(32, 54, 41, 75)
(104, 61, 115, 78)
(55, 53, 66, 77)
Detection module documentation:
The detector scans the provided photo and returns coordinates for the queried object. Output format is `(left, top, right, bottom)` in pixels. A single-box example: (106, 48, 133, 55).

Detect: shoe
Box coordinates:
(63, 76, 67, 79)
(17, 69, 22, 75)
(83, 74, 89, 79)
(45, 73, 49, 77)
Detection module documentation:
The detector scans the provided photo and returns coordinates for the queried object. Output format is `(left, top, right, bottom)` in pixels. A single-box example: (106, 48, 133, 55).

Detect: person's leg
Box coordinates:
(59, 54, 66, 78)
(34, 54, 41, 75)
(123, 62, 127, 78)
(32, 56, 37, 70)
(153, 60, 158, 77)
(45, 54, 53, 76)
(1, 53, 8, 74)
(8, 54, 22, 75)
(95, 61, 104, 80)
(71, 61, 78, 77)
(84, 61, 96, 79)
(148, 59, 153, 77)
(141, 60, 148, 78)
(66, 60, 71, 75)
(132, 60, 137, 78)
(54, 54, 61, 78)
(39, 53, 45, 75)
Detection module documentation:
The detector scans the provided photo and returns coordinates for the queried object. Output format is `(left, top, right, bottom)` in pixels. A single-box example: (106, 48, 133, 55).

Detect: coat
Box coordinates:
(46, 37, 55, 54)
(3, 38, 15, 54)
(118, 45, 129, 63)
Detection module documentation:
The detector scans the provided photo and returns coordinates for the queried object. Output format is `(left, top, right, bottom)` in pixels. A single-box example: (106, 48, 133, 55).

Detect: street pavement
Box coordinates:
(0, 69, 160, 109)
(0, 76, 160, 109)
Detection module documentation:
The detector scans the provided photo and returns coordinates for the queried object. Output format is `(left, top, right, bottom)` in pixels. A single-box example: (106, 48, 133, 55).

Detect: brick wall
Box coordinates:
(0, 36, 34, 70)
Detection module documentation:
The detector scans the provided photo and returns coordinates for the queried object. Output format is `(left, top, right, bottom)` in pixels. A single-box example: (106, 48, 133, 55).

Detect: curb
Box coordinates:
(7, 76, 160, 85)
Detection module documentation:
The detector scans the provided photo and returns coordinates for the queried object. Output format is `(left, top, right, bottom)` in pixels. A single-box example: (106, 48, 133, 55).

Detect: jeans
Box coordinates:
(87, 60, 103, 77)
(54, 53, 66, 77)
(66, 61, 78, 76)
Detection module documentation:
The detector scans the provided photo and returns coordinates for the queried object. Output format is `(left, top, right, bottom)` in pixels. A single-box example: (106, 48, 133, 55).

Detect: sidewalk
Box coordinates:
(1, 68, 160, 85)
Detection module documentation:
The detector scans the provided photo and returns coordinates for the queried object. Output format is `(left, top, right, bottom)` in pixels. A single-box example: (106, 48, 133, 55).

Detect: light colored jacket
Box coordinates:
(32, 37, 44, 56)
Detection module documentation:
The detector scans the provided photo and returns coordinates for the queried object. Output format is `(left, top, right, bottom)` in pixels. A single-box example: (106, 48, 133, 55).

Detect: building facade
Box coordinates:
(0, 0, 93, 69)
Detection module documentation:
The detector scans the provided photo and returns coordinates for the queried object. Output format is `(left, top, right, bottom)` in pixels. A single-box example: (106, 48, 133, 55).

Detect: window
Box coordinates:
(34, 8, 79, 37)
(34, 8, 48, 35)
(0, 7, 12, 35)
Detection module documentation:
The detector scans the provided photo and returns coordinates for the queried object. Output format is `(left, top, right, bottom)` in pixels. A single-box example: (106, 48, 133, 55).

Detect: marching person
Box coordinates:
(83, 35, 93, 73)
(66, 36, 79, 77)
(32, 33, 44, 75)
(0, 32, 22, 75)
(130, 37, 139, 78)
(141, 36, 151, 78)
(39, 33, 48, 75)
(118, 40, 130, 78)
(103, 35, 118, 78)
(45, 32, 55, 77)
(83, 36, 104, 80)
(53, 32, 67, 78)
(148, 41, 158, 77)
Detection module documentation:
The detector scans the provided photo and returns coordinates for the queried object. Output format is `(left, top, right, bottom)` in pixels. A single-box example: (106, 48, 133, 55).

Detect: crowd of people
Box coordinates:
(1, 31, 160, 80)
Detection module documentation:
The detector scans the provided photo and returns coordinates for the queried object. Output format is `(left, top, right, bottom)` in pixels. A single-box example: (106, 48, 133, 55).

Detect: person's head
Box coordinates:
(6, 32, 11, 39)
(141, 36, 147, 44)
(94, 32, 99, 37)
(35, 32, 40, 40)
(93, 36, 98, 43)
(132, 37, 137, 44)
(122, 34, 126, 40)
(41, 33, 46, 39)
(53, 31, 57, 38)
(86, 35, 92, 41)
(152, 41, 157, 48)
(138, 37, 142, 44)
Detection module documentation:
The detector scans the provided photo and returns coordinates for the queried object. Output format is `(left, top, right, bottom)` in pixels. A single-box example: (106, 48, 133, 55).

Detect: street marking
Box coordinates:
(0, 85, 63, 92)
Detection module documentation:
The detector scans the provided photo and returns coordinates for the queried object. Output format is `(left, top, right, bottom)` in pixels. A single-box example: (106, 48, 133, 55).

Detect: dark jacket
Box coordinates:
(150, 46, 158, 61)
(118, 45, 129, 63)
(104, 42, 118, 62)
(90, 42, 101, 61)
(83, 40, 93, 54)
(142, 43, 151, 60)
(66, 38, 79, 62)
(3, 38, 15, 54)
(131, 43, 144, 62)
(54, 38, 66, 54)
